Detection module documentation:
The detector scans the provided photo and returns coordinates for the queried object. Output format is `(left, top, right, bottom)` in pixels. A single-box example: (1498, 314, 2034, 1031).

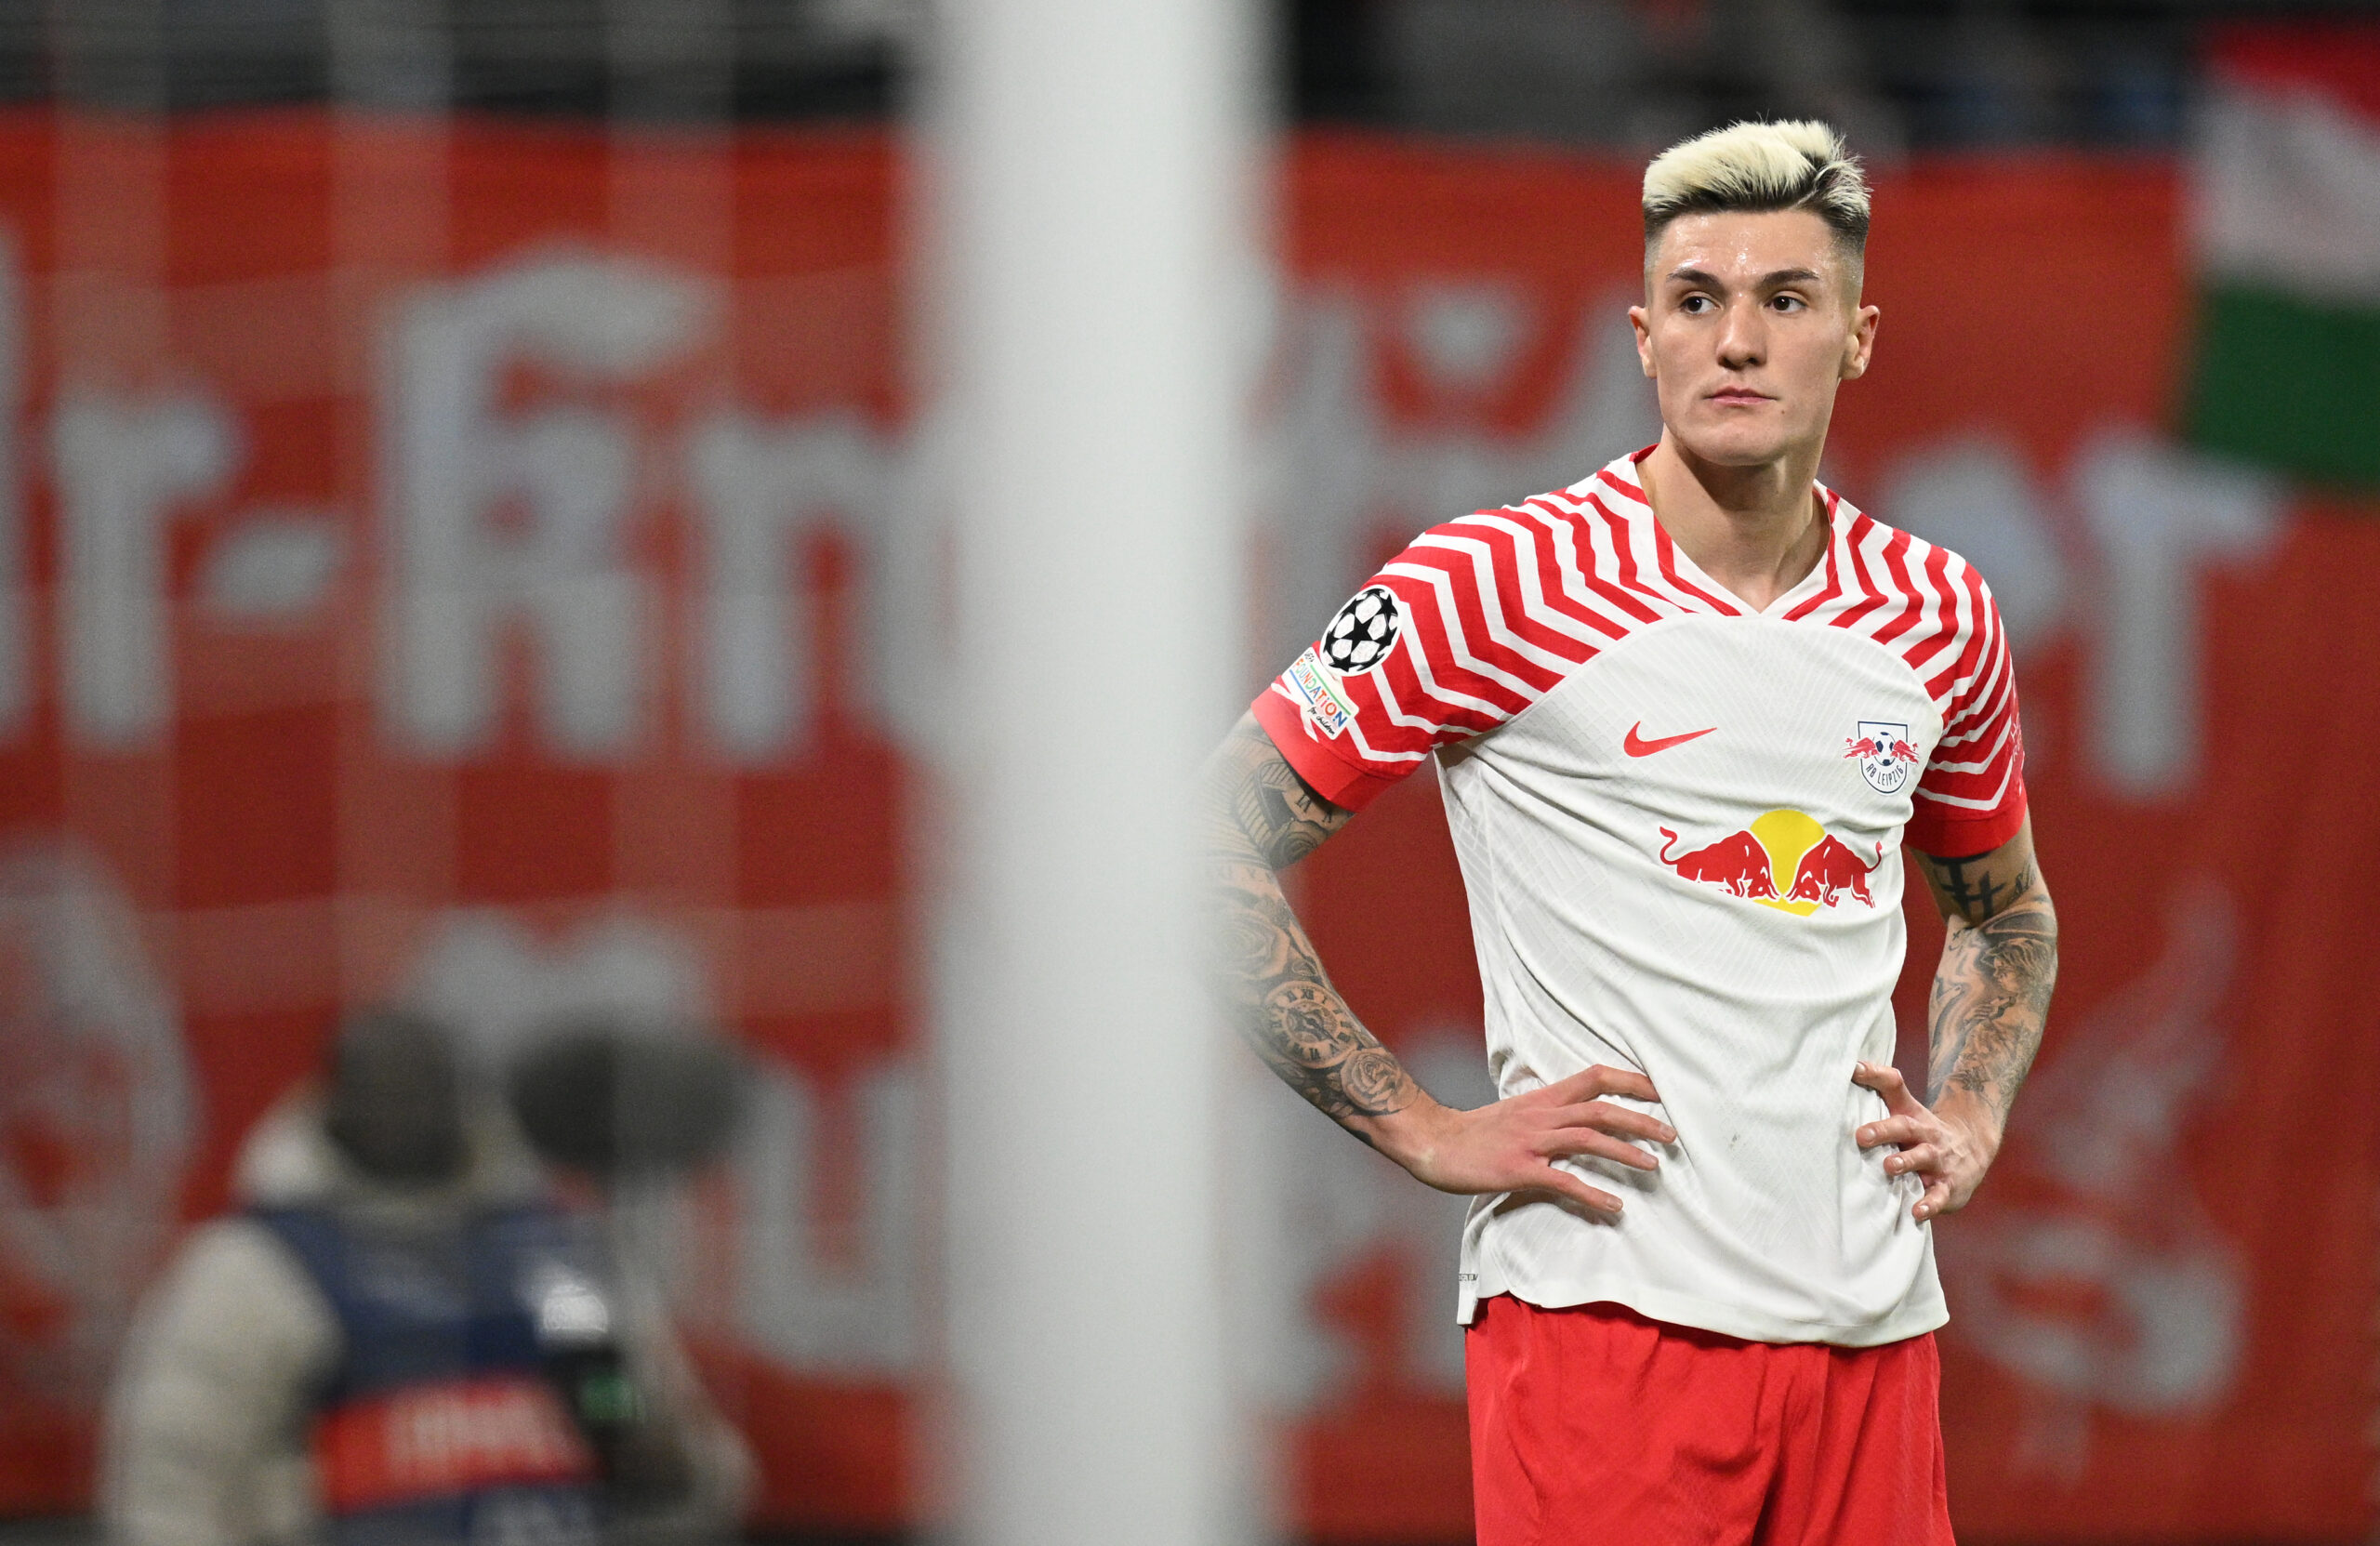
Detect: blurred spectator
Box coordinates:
(99, 1009, 750, 1546)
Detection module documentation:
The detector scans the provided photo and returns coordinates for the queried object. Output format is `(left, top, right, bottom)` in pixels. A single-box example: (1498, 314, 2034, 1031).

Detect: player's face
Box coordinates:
(1631, 210, 1879, 470)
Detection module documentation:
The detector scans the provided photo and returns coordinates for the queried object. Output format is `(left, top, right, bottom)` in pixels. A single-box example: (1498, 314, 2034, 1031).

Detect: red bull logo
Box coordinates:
(1656, 810, 1884, 916)
(1841, 733, 1919, 762)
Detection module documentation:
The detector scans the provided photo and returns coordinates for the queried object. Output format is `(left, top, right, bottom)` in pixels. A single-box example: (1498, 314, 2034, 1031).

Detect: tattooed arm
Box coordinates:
(1851, 813, 2059, 1220)
(1202, 712, 1673, 1215)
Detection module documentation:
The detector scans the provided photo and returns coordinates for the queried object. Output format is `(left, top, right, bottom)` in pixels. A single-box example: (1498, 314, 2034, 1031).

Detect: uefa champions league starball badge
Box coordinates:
(1321, 586, 1402, 674)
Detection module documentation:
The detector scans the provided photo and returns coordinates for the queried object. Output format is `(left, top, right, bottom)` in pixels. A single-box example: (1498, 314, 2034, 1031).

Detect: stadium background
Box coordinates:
(1, 3, 2377, 1542)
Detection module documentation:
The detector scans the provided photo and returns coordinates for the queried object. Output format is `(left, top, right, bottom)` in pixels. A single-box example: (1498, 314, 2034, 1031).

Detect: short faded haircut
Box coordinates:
(1642, 120, 1870, 257)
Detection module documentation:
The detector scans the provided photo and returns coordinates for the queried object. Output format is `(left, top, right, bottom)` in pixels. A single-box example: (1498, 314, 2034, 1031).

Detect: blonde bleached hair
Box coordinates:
(1642, 120, 1870, 253)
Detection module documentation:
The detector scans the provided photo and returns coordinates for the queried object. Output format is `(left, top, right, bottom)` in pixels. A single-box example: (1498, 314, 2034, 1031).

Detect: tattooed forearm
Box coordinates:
(1212, 865, 1420, 1125)
(1201, 715, 1421, 1133)
(1927, 902, 2057, 1117)
(1915, 823, 2059, 1128)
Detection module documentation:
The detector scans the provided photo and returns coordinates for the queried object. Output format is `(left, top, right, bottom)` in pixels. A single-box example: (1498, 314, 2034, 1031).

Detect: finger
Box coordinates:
(1881, 1143, 1940, 1178)
(1588, 1064, 1660, 1103)
(1527, 1068, 1602, 1108)
(1912, 1179, 1954, 1220)
(1540, 1128, 1660, 1172)
(1850, 1061, 1926, 1117)
(1538, 1064, 1659, 1107)
(1855, 1115, 1929, 1149)
(1527, 1165, 1626, 1217)
(1552, 1101, 1676, 1145)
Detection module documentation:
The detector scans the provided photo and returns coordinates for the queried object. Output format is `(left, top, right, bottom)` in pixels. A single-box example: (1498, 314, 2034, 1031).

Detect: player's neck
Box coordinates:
(1637, 432, 1829, 614)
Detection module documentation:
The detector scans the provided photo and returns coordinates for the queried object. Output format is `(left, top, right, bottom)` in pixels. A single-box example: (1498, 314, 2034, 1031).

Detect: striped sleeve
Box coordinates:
(1251, 509, 1606, 812)
(1904, 574, 2028, 857)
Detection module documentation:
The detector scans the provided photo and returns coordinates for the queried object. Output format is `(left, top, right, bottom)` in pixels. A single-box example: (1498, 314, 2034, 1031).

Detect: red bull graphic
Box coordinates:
(1841, 733, 1921, 763)
(1657, 810, 1884, 916)
(1656, 827, 1778, 900)
(1789, 834, 1880, 907)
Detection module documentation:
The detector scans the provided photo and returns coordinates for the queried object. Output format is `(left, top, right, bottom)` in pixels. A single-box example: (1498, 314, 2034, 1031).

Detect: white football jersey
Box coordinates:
(1255, 450, 2028, 1347)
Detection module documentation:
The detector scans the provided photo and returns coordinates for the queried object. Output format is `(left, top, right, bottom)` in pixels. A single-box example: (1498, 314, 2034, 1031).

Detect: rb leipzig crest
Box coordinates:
(1844, 720, 1919, 795)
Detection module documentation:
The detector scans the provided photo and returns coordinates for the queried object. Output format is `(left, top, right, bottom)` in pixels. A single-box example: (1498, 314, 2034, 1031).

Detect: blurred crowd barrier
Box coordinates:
(0, 84, 2375, 1542)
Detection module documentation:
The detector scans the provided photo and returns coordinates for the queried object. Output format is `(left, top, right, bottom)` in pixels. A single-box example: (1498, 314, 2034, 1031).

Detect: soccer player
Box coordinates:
(1204, 121, 2057, 1543)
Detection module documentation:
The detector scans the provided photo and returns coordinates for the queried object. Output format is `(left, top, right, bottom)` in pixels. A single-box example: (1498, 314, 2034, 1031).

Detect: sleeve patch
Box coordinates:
(1318, 585, 1403, 672)
(1285, 584, 1406, 739)
(1285, 647, 1359, 737)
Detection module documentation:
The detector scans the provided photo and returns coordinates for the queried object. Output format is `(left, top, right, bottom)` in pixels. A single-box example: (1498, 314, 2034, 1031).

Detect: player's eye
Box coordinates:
(1769, 294, 1806, 312)
(1680, 294, 1714, 313)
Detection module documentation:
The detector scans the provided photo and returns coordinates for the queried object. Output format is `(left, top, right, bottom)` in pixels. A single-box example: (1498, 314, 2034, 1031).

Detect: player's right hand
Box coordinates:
(1372, 1064, 1674, 1217)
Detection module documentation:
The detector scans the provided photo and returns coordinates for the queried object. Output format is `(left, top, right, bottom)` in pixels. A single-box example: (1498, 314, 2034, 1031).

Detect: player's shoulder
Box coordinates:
(1823, 485, 2003, 619)
(1818, 489, 2014, 715)
(1382, 454, 1650, 576)
(1404, 484, 1619, 553)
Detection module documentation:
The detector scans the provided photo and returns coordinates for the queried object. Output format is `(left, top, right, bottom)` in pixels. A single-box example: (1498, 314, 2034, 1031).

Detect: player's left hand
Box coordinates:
(1849, 1061, 2002, 1221)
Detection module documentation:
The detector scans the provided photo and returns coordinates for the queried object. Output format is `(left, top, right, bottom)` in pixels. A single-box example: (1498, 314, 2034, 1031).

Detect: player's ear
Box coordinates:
(1631, 303, 1655, 378)
(1840, 302, 1879, 382)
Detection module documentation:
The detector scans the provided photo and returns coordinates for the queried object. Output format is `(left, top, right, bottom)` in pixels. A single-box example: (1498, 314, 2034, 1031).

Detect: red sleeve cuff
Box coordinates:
(1250, 690, 1411, 813)
(1905, 785, 2028, 860)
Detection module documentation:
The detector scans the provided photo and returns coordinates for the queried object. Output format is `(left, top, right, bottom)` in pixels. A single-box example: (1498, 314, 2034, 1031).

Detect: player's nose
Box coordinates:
(1715, 300, 1765, 367)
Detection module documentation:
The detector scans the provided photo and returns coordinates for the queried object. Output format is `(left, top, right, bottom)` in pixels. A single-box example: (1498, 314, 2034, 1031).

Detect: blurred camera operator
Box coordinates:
(100, 1007, 751, 1546)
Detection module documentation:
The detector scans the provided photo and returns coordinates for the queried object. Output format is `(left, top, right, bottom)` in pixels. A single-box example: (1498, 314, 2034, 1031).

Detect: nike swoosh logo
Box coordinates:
(1624, 722, 1715, 757)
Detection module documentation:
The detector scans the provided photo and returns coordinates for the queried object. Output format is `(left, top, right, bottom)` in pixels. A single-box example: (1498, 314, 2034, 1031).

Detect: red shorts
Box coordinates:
(1466, 1296, 1953, 1546)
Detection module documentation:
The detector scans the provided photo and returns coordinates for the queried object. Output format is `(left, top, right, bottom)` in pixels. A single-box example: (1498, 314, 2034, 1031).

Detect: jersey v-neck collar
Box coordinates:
(1608, 445, 1845, 621)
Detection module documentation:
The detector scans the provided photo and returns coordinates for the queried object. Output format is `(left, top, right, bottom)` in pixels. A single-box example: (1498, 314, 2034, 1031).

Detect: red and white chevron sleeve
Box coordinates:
(1904, 572, 2028, 857)
(1251, 508, 1609, 812)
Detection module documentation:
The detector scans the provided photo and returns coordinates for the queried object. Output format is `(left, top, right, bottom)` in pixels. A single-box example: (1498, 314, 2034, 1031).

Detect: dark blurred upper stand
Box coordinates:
(99, 1007, 756, 1546)
(1288, 0, 2211, 156)
(7, 0, 2363, 148)
(8, 0, 906, 121)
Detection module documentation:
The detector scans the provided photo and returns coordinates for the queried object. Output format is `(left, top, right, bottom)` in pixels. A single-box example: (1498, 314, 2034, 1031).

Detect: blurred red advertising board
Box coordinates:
(0, 112, 2371, 1541)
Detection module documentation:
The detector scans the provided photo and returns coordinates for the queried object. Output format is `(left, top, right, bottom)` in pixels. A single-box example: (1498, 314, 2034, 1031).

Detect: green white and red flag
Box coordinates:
(2188, 25, 2380, 487)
